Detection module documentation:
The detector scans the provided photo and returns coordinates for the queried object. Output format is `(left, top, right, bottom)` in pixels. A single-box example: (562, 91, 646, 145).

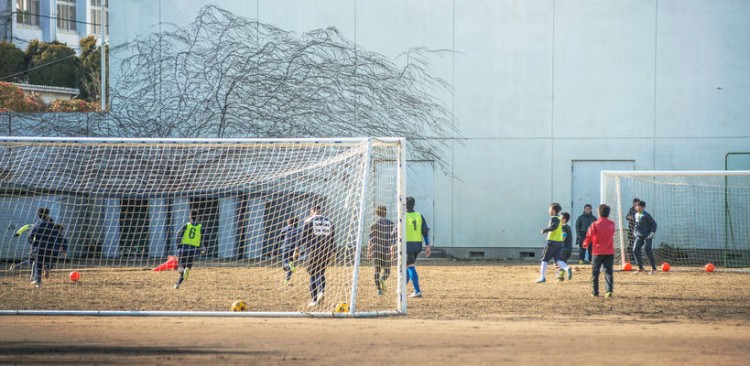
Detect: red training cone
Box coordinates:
(153, 256, 178, 271)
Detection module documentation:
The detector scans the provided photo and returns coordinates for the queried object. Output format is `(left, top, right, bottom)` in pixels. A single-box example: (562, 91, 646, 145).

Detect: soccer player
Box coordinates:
(632, 200, 658, 274)
(560, 212, 573, 263)
(625, 198, 641, 263)
(173, 209, 206, 289)
(368, 205, 396, 296)
(280, 217, 301, 284)
(583, 204, 616, 298)
(301, 205, 335, 307)
(537, 202, 572, 283)
(575, 204, 597, 264)
(27, 208, 57, 288)
(405, 197, 430, 298)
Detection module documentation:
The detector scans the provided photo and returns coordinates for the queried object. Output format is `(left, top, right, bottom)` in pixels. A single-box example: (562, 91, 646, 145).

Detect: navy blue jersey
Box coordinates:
(28, 219, 58, 254)
(634, 211, 657, 238)
(562, 224, 573, 250)
(369, 217, 396, 252)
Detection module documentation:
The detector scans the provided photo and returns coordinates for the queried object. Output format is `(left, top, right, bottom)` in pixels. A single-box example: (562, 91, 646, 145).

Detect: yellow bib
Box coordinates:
(181, 223, 202, 247)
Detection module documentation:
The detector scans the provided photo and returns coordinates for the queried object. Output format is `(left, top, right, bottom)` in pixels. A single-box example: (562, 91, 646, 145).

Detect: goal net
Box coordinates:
(601, 171, 750, 270)
(0, 137, 406, 316)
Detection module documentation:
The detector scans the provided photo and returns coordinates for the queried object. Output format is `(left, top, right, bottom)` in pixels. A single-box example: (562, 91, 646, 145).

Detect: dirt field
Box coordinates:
(1, 261, 749, 365)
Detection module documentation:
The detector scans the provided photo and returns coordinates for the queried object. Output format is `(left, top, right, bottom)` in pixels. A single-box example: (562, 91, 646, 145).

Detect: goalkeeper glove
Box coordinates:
(646, 232, 655, 240)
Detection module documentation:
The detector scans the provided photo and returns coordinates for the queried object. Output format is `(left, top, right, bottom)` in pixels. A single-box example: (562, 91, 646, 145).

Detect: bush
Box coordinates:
(0, 82, 44, 112)
(78, 35, 106, 101)
(26, 40, 79, 88)
(0, 42, 25, 82)
(47, 99, 100, 112)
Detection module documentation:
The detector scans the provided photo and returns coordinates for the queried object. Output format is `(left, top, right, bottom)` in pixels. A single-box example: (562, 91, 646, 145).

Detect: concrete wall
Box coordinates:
(103, 0, 750, 257)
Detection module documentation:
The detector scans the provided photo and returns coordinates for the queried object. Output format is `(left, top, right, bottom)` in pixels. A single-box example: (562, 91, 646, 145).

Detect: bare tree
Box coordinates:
(2, 5, 457, 170)
(110, 5, 457, 168)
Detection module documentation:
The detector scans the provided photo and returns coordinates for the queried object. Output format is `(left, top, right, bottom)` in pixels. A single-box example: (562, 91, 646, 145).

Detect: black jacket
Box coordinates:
(574, 212, 597, 245)
(634, 211, 657, 238)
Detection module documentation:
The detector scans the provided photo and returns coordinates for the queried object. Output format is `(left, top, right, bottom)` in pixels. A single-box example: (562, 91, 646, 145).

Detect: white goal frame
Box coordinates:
(601, 170, 750, 267)
(0, 136, 408, 318)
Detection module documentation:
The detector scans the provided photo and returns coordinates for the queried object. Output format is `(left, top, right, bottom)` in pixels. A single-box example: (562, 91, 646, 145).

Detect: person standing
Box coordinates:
(632, 200, 658, 274)
(174, 209, 206, 289)
(280, 217, 301, 285)
(301, 205, 335, 307)
(368, 205, 397, 296)
(575, 204, 597, 264)
(405, 197, 431, 298)
(583, 204, 616, 298)
(625, 198, 641, 264)
(28, 208, 57, 288)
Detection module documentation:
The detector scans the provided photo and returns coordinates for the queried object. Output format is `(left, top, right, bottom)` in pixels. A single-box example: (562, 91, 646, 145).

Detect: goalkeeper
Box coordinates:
(632, 200, 658, 274)
(173, 209, 206, 289)
(301, 205, 335, 307)
(368, 205, 396, 296)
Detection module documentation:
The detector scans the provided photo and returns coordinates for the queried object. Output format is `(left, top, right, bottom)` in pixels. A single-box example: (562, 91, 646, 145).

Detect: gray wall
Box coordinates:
(105, 0, 750, 253)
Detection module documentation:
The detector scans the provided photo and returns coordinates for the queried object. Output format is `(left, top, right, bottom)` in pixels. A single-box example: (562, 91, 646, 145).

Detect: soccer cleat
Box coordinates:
(316, 292, 325, 304)
(535, 278, 546, 283)
(409, 292, 423, 298)
(649, 269, 656, 275)
(307, 301, 318, 307)
(566, 267, 573, 280)
(605, 292, 613, 298)
(377, 289, 383, 296)
(634, 269, 644, 274)
(379, 278, 387, 293)
(591, 293, 599, 297)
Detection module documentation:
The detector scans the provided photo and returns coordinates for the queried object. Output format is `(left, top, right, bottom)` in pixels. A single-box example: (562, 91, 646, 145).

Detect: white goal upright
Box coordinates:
(0, 137, 406, 317)
(601, 170, 750, 270)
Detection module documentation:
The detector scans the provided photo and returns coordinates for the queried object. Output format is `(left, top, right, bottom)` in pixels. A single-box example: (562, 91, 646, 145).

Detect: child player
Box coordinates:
(173, 209, 206, 289)
(280, 217, 301, 284)
(583, 204, 616, 298)
(556, 212, 573, 280)
(368, 205, 396, 296)
(537, 203, 572, 283)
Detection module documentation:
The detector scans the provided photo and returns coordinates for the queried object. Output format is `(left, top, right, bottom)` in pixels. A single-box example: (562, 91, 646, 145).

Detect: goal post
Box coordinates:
(0, 136, 407, 317)
(601, 170, 750, 270)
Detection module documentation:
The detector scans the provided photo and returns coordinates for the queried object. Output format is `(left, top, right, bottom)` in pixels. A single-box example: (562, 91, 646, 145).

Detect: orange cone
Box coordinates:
(153, 256, 178, 271)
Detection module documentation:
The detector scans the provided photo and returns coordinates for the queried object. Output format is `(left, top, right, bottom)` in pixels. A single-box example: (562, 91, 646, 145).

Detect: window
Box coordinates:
(57, 0, 77, 31)
(90, 0, 108, 35)
(16, 0, 40, 27)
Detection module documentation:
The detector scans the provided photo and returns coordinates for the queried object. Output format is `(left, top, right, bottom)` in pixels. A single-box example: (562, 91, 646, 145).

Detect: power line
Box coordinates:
(7, 10, 107, 28)
(1, 52, 79, 81)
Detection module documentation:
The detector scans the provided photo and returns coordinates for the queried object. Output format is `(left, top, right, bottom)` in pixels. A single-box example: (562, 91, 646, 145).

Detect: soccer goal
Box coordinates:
(0, 137, 407, 317)
(601, 170, 750, 270)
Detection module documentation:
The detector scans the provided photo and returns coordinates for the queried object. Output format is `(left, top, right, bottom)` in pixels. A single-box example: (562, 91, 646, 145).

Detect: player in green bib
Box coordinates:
(537, 202, 572, 283)
(174, 209, 205, 289)
(405, 197, 431, 298)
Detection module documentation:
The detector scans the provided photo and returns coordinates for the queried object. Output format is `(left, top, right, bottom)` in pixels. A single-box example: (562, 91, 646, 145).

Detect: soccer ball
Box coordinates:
(334, 302, 349, 313)
(69, 271, 81, 282)
(231, 300, 248, 312)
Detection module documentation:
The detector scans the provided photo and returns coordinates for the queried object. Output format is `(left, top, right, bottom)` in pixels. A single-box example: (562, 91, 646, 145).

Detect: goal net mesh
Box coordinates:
(0, 137, 405, 315)
(602, 172, 750, 270)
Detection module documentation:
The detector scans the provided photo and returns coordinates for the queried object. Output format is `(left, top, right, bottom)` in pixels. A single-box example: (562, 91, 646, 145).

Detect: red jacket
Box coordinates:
(582, 217, 615, 255)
